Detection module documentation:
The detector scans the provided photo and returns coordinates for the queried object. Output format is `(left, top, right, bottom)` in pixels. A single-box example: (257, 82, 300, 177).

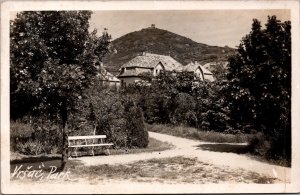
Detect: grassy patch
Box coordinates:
(147, 123, 253, 143)
(10, 137, 173, 180)
(110, 137, 173, 155)
(65, 156, 277, 184)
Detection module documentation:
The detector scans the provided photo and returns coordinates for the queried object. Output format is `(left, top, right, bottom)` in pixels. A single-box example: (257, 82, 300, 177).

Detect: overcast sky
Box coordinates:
(90, 10, 290, 48)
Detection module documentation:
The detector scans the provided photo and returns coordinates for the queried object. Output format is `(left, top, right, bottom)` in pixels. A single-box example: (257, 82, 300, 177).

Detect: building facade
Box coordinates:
(96, 64, 121, 88)
(118, 53, 215, 87)
(182, 61, 215, 82)
(118, 53, 183, 86)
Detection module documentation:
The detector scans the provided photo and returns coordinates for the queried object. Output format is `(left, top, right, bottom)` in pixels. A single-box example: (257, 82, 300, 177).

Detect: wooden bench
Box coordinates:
(68, 135, 113, 158)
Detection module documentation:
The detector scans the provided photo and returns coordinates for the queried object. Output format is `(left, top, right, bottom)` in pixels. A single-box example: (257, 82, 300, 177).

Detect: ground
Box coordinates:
(10, 131, 291, 193)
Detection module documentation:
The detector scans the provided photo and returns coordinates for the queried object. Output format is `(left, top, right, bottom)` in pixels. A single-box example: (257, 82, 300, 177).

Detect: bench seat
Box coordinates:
(68, 134, 113, 157)
(69, 143, 114, 147)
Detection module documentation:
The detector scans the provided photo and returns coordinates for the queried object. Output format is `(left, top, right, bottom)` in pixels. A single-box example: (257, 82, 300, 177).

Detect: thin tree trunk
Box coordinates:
(61, 98, 68, 169)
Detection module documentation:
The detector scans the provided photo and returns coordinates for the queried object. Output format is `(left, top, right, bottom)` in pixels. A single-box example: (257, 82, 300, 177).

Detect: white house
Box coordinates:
(118, 53, 183, 87)
(181, 61, 215, 82)
(96, 63, 120, 88)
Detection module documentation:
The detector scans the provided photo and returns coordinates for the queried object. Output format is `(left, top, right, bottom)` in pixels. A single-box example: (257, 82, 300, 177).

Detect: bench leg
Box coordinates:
(74, 147, 78, 158)
(106, 147, 110, 155)
(67, 148, 71, 158)
(91, 146, 95, 156)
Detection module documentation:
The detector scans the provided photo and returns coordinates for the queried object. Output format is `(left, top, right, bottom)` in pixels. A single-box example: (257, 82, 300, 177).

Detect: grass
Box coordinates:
(110, 137, 173, 155)
(10, 121, 34, 138)
(147, 123, 253, 143)
(10, 137, 173, 179)
(64, 156, 277, 184)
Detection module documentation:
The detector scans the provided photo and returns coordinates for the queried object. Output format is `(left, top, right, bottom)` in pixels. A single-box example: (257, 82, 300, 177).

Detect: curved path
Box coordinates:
(75, 131, 291, 182)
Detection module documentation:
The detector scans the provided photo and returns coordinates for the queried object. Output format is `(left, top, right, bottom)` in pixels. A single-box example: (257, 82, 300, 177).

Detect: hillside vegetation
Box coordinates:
(103, 27, 235, 73)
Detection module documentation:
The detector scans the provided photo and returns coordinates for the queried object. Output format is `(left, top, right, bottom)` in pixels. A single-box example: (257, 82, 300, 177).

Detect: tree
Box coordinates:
(227, 16, 291, 159)
(10, 11, 111, 167)
(171, 93, 196, 126)
(126, 105, 149, 148)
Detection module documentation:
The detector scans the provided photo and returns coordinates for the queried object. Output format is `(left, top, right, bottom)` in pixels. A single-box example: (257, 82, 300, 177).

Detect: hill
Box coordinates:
(103, 26, 236, 73)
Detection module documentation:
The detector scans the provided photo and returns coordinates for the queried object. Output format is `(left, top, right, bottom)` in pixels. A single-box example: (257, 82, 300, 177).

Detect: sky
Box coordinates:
(90, 10, 290, 48)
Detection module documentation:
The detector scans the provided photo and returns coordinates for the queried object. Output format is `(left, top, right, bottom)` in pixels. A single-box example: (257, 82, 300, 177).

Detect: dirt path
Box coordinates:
(74, 131, 291, 182)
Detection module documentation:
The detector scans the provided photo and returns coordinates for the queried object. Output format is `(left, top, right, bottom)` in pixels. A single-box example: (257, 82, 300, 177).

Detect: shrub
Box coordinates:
(16, 140, 43, 155)
(247, 132, 270, 156)
(147, 123, 251, 143)
(71, 86, 149, 149)
(11, 119, 62, 155)
(170, 93, 196, 126)
(126, 106, 149, 148)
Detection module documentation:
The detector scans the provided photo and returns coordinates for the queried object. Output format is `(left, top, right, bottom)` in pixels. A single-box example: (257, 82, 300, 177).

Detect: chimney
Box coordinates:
(151, 24, 155, 29)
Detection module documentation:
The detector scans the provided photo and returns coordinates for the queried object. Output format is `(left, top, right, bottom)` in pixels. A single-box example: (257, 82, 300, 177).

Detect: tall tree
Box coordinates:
(227, 16, 291, 159)
(10, 11, 111, 167)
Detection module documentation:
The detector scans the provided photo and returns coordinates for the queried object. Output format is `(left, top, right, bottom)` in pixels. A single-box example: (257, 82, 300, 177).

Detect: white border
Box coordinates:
(1, 1, 300, 194)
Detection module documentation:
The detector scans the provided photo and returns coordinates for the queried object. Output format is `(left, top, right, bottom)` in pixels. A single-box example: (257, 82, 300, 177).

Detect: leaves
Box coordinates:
(10, 11, 111, 121)
(226, 16, 291, 158)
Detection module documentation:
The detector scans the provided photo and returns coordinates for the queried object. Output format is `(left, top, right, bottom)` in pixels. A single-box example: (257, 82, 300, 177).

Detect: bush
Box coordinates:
(247, 132, 270, 156)
(11, 119, 62, 155)
(147, 123, 251, 143)
(267, 131, 291, 162)
(71, 86, 149, 149)
(170, 93, 196, 126)
(126, 106, 149, 148)
(10, 120, 34, 139)
(16, 140, 43, 155)
(125, 73, 232, 133)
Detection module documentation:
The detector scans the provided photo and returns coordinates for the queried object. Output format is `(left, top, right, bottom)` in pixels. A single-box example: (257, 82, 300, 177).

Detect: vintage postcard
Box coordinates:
(1, 0, 300, 194)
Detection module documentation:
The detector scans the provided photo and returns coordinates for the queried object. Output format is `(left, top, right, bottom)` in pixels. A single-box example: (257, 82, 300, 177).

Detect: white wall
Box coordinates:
(195, 68, 204, 81)
(153, 63, 164, 76)
(204, 74, 215, 82)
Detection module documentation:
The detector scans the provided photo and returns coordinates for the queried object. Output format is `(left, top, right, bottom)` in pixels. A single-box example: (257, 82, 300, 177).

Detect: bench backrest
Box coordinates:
(68, 135, 107, 140)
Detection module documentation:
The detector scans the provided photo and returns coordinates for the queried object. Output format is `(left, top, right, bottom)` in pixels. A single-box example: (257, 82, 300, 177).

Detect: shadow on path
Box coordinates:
(196, 143, 250, 154)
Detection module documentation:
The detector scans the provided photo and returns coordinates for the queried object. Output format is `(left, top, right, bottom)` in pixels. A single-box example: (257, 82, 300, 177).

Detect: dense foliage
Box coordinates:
(11, 119, 62, 155)
(10, 11, 111, 121)
(68, 83, 148, 149)
(10, 11, 111, 164)
(227, 16, 291, 160)
(125, 71, 230, 132)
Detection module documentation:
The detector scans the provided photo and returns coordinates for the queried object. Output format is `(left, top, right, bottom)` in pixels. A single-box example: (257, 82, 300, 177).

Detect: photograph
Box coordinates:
(1, 0, 300, 194)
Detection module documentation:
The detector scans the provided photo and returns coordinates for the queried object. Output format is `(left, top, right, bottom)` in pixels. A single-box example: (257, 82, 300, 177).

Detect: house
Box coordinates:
(118, 52, 183, 87)
(181, 61, 215, 82)
(96, 63, 120, 88)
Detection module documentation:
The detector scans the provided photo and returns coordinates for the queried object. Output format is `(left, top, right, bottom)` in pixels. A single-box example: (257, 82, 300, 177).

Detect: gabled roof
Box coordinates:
(183, 62, 213, 75)
(120, 53, 183, 71)
(203, 61, 229, 71)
